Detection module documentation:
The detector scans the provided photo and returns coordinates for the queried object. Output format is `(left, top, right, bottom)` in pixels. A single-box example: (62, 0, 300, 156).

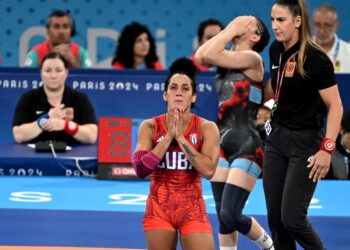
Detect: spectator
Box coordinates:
(24, 10, 92, 68)
(327, 110, 350, 179)
(13, 52, 97, 145)
(190, 18, 223, 71)
(111, 22, 164, 70)
(313, 4, 350, 73)
(132, 57, 219, 250)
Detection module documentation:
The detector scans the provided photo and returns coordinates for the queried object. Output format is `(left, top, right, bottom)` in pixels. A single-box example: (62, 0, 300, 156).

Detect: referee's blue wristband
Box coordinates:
(37, 114, 49, 129)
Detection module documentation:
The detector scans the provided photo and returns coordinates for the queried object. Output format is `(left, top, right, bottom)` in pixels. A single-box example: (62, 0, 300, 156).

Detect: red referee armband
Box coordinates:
(320, 138, 336, 154)
(64, 119, 79, 136)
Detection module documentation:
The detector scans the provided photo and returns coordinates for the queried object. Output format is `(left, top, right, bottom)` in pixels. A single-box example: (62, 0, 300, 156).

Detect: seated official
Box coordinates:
(13, 52, 97, 145)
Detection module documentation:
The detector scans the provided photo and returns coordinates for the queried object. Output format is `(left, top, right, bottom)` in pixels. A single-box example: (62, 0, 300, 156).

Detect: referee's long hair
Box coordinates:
(274, 0, 326, 78)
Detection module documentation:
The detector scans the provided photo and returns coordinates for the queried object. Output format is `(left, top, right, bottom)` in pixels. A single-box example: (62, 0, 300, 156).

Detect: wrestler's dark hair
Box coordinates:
(40, 52, 68, 69)
(165, 57, 198, 95)
(111, 22, 159, 69)
(253, 17, 270, 53)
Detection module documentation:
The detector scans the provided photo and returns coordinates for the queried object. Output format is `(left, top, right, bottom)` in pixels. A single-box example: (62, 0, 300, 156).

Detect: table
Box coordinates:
(0, 143, 97, 176)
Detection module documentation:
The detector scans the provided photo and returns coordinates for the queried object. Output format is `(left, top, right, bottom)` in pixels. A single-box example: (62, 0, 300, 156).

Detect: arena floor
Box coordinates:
(1, 177, 349, 250)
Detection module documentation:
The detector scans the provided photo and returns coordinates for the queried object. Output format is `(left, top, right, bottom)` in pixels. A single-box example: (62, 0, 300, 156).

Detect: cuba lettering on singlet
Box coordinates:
(158, 151, 193, 170)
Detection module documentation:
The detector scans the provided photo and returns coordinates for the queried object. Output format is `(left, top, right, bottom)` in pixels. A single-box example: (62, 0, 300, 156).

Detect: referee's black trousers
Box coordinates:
(263, 124, 325, 250)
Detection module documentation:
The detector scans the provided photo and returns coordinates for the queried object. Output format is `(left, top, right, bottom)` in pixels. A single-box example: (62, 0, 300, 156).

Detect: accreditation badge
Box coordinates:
(334, 60, 340, 72)
(285, 61, 296, 77)
(265, 119, 272, 136)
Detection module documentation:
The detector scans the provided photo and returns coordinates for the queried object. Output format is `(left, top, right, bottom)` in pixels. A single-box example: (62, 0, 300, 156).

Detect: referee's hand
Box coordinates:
(307, 150, 331, 182)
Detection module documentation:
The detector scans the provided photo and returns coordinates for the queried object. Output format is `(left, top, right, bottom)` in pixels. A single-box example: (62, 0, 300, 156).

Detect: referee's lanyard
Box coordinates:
(265, 52, 297, 136)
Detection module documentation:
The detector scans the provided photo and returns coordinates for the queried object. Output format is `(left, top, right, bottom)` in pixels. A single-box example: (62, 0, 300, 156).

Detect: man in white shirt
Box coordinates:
(313, 4, 350, 73)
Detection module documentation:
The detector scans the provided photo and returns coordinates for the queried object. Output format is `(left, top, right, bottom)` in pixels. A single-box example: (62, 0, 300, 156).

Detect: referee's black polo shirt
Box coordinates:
(269, 40, 337, 130)
(13, 86, 97, 144)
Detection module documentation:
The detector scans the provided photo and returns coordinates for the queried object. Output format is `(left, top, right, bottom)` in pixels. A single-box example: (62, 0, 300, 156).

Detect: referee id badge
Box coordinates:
(265, 119, 272, 136)
(285, 61, 296, 77)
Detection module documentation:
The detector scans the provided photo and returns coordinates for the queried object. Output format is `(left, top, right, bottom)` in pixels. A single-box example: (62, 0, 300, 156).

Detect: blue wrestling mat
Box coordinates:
(0, 177, 349, 249)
